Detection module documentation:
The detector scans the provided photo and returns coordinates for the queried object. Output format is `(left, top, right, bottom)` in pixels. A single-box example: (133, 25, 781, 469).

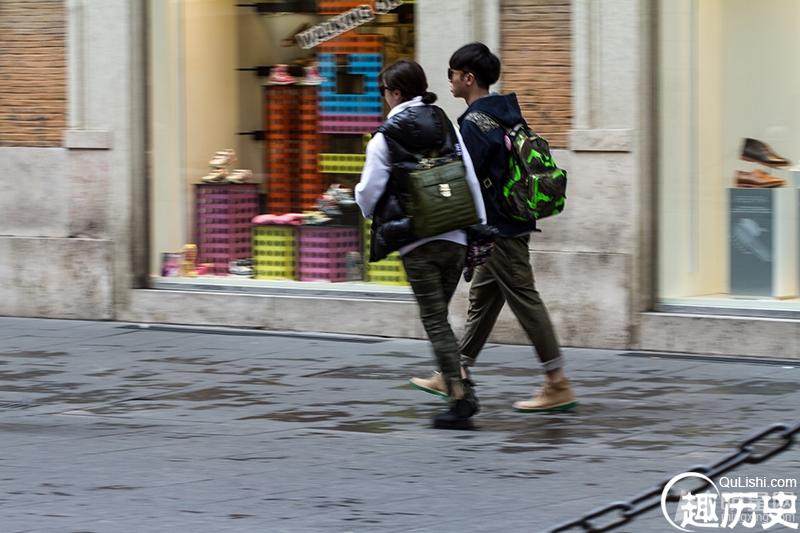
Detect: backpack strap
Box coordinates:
(463, 111, 504, 134)
(465, 110, 534, 137)
(463, 111, 509, 189)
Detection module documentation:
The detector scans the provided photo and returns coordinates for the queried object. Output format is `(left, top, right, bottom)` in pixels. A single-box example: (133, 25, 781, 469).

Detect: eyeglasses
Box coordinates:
(447, 68, 469, 81)
(379, 85, 392, 96)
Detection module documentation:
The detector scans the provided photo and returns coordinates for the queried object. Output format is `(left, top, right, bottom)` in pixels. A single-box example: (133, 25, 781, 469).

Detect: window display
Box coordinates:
(658, 0, 799, 313)
(148, 0, 415, 288)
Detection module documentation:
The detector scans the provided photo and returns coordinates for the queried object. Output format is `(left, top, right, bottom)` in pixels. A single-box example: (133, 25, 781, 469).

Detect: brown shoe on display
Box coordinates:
(513, 378, 577, 413)
(740, 138, 791, 167)
(409, 371, 448, 399)
(735, 169, 785, 188)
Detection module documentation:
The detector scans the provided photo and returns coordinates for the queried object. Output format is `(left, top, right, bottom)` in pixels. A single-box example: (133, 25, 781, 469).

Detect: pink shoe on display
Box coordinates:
(268, 64, 296, 85)
(273, 213, 305, 225)
(252, 214, 278, 225)
(299, 65, 326, 86)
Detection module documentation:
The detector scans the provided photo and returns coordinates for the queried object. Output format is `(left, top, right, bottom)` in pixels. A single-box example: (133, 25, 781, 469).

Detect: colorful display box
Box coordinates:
(195, 183, 259, 275)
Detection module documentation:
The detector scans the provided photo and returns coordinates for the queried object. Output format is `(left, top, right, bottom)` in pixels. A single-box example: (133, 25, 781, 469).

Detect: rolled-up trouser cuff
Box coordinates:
(542, 355, 565, 372)
(460, 354, 477, 368)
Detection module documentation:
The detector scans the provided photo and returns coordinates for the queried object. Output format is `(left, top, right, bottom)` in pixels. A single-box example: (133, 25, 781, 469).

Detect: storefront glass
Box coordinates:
(148, 0, 414, 289)
(658, 0, 800, 315)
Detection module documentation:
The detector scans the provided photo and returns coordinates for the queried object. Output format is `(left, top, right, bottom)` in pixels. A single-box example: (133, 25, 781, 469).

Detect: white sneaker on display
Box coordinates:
(227, 169, 253, 183)
(201, 169, 227, 183)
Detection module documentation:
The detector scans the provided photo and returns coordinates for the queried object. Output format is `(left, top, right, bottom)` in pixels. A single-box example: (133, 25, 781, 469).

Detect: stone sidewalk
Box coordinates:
(0, 317, 798, 532)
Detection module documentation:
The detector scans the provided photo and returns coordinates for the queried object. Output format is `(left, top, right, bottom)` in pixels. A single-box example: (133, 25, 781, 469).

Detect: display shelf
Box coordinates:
(237, 130, 265, 141)
(770, 166, 800, 187)
(236, 1, 316, 14)
(729, 187, 798, 298)
(195, 184, 259, 275)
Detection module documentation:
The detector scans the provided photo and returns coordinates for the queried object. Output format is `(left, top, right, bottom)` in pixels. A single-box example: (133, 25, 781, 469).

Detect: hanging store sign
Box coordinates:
(295, 1, 403, 49)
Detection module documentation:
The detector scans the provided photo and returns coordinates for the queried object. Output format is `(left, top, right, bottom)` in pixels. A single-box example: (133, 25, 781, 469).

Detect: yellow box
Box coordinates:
(319, 153, 366, 174)
(253, 226, 295, 280)
(363, 219, 408, 286)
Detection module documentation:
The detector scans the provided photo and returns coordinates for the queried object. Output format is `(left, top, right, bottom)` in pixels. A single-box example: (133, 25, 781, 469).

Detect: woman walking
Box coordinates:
(355, 60, 486, 429)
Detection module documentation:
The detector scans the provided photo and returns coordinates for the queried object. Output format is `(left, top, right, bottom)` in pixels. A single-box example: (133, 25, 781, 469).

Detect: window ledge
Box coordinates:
(150, 277, 416, 301)
(64, 130, 113, 150)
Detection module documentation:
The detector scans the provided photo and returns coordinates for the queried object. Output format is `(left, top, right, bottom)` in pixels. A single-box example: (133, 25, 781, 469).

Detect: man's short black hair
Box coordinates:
(449, 42, 501, 89)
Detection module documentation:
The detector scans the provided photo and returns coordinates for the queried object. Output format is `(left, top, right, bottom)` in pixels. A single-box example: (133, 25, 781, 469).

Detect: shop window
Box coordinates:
(148, 0, 415, 288)
(658, 0, 800, 313)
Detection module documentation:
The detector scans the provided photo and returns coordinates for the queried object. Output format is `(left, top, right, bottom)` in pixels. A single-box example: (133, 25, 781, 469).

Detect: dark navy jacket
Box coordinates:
(457, 93, 537, 237)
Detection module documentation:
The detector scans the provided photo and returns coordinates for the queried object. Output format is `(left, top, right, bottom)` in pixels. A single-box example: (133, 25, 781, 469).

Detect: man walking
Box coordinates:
(410, 42, 577, 412)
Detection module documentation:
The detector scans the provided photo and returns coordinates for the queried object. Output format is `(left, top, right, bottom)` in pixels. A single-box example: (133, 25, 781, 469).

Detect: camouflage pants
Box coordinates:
(401, 240, 466, 386)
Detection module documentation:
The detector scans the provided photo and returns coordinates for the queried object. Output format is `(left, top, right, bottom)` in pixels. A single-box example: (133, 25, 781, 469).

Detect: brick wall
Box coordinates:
(0, 0, 67, 147)
(501, 0, 572, 149)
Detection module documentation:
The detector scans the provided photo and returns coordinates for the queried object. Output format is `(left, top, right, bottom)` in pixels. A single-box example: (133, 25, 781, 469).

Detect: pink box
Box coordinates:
(319, 114, 383, 134)
(195, 183, 259, 275)
(297, 226, 360, 282)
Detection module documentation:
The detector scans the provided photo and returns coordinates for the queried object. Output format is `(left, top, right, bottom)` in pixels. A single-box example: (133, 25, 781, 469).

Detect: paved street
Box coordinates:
(0, 317, 798, 532)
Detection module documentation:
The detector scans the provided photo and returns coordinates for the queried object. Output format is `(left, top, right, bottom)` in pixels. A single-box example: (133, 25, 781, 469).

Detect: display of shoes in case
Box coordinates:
(730, 137, 800, 298)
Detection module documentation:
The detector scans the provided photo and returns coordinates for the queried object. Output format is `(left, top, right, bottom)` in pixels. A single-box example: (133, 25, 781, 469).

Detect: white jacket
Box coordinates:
(355, 96, 487, 256)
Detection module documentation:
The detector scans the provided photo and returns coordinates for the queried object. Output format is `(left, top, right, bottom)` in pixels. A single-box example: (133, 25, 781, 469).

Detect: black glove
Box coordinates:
(463, 224, 498, 282)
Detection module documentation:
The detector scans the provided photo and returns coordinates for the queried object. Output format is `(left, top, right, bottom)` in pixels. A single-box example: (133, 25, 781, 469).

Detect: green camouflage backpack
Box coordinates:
(465, 111, 567, 222)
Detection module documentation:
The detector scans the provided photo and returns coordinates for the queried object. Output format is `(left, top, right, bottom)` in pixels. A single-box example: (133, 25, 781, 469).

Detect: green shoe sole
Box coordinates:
(409, 379, 449, 400)
(514, 401, 578, 413)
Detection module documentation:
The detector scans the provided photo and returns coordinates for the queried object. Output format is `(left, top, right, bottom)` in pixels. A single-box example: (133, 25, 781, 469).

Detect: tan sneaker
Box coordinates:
(513, 379, 577, 413)
(409, 371, 448, 399)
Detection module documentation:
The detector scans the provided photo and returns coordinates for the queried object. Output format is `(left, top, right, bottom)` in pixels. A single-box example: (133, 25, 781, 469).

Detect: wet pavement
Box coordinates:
(0, 316, 798, 532)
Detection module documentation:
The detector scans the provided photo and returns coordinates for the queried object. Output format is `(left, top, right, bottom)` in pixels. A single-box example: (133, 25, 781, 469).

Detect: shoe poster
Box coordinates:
(729, 189, 773, 296)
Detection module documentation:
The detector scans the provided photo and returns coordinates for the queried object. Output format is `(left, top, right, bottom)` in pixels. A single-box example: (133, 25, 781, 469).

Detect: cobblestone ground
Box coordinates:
(0, 317, 798, 532)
